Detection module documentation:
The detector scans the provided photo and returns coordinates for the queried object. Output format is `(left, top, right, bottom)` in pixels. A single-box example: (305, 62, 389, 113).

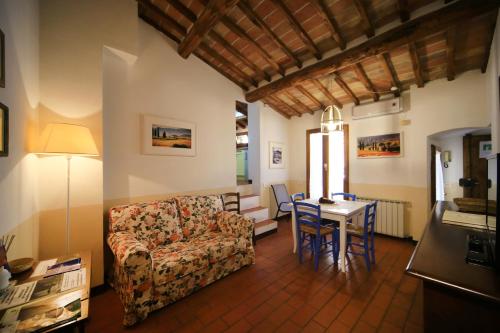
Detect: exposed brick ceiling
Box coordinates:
(138, 0, 498, 118)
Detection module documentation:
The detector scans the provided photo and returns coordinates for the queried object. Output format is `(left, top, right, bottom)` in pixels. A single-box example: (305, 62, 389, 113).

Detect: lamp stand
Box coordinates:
(65, 155, 72, 255)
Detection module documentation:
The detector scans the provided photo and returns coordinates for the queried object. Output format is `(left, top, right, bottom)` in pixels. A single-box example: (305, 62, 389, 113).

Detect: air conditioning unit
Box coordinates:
(351, 97, 402, 120)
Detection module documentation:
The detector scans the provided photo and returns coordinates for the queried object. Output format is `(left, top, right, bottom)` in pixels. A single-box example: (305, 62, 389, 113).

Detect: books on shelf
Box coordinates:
(0, 297, 81, 332)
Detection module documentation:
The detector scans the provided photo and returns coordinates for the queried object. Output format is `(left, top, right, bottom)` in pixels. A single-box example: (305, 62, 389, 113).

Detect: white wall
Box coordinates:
(0, 0, 39, 260)
(103, 22, 242, 201)
(258, 102, 290, 217)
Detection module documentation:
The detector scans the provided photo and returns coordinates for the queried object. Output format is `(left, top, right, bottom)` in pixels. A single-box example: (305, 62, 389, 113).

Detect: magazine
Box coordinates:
(44, 259, 81, 278)
(0, 298, 81, 332)
(0, 269, 86, 311)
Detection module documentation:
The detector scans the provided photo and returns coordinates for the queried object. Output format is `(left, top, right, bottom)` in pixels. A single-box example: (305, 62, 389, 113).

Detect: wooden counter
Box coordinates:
(406, 201, 500, 332)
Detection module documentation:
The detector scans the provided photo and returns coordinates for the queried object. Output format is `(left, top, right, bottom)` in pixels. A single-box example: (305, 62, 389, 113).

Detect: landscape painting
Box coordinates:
(152, 125, 192, 149)
(142, 115, 196, 156)
(357, 133, 402, 158)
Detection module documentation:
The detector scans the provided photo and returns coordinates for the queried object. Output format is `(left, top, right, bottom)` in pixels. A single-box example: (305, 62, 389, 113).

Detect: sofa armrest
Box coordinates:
(107, 232, 153, 326)
(216, 211, 254, 244)
(108, 232, 151, 268)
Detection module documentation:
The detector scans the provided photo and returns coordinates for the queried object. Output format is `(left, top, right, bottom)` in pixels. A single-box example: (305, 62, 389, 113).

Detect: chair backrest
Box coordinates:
(290, 192, 305, 202)
(221, 192, 240, 214)
(292, 201, 321, 231)
(363, 201, 378, 234)
(271, 184, 291, 207)
(331, 192, 357, 201)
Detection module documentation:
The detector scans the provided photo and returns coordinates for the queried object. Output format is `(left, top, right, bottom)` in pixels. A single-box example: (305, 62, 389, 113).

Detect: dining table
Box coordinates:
(291, 198, 369, 273)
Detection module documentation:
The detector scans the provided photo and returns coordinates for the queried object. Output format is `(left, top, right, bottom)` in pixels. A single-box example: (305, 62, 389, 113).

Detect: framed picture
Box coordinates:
(0, 29, 4, 88)
(357, 132, 402, 158)
(142, 115, 196, 156)
(269, 141, 285, 168)
(0, 103, 8, 157)
(479, 141, 492, 158)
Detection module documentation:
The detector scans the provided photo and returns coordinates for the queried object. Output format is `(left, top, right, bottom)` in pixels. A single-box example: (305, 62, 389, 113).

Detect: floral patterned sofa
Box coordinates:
(107, 195, 255, 326)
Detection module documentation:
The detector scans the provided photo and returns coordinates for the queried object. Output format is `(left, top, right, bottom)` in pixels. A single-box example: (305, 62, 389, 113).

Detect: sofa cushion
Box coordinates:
(175, 195, 223, 239)
(109, 199, 183, 250)
(152, 242, 209, 284)
(191, 232, 249, 264)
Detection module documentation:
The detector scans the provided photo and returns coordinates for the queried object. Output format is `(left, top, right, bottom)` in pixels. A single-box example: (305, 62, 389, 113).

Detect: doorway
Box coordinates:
(306, 126, 349, 198)
(235, 101, 250, 185)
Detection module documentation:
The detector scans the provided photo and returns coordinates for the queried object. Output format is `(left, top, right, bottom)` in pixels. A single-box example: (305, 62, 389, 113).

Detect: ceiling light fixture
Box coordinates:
(321, 75, 343, 134)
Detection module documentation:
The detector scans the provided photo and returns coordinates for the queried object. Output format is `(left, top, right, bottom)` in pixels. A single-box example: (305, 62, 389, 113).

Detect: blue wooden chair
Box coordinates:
(346, 201, 377, 271)
(290, 192, 305, 202)
(292, 201, 339, 271)
(331, 192, 357, 201)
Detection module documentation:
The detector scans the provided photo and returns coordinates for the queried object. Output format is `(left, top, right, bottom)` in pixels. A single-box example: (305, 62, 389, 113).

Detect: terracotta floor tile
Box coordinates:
(379, 321, 404, 333)
(290, 304, 317, 327)
(326, 319, 351, 333)
(225, 319, 252, 333)
(246, 302, 274, 325)
(302, 320, 326, 333)
(222, 303, 252, 326)
(313, 302, 342, 328)
(384, 305, 408, 328)
(249, 319, 278, 333)
(275, 320, 302, 333)
(360, 305, 386, 327)
(268, 302, 296, 327)
(352, 320, 377, 333)
(86, 218, 420, 333)
(204, 318, 228, 333)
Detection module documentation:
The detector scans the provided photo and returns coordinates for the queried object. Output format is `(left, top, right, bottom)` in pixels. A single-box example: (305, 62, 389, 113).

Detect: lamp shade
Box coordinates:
(38, 123, 99, 156)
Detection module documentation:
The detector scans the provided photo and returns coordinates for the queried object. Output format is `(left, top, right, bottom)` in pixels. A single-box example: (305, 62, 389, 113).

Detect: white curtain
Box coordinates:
(436, 151, 445, 201)
(329, 131, 344, 196)
(309, 133, 323, 199)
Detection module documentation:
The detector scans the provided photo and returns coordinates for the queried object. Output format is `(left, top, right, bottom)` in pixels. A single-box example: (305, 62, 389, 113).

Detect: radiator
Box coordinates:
(351, 197, 407, 238)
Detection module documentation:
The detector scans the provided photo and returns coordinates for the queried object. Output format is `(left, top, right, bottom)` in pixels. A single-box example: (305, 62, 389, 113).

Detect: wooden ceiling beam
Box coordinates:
(481, 14, 498, 73)
(209, 31, 270, 82)
(199, 43, 257, 87)
(446, 26, 456, 80)
(178, 0, 239, 59)
(296, 85, 325, 109)
(139, 10, 181, 43)
(245, 0, 497, 103)
(310, 0, 346, 50)
(195, 50, 249, 90)
(271, 95, 302, 117)
(163, 0, 270, 82)
(334, 74, 360, 105)
(311, 79, 343, 108)
(408, 42, 424, 87)
(274, 0, 322, 60)
(166, 0, 197, 22)
(237, 1, 302, 68)
(283, 90, 315, 115)
(378, 52, 401, 96)
(221, 17, 285, 76)
(398, 0, 410, 22)
(352, 63, 379, 101)
(138, 0, 187, 37)
(263, 98, 292, 119)
(353, 0, 375, 37)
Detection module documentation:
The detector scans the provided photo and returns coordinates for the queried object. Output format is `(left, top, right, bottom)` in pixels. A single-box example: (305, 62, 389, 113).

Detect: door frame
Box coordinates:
(306, 125, 349, 198)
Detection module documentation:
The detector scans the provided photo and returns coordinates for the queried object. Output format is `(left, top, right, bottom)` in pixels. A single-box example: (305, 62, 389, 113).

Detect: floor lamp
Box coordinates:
(38, 123, 99, 254)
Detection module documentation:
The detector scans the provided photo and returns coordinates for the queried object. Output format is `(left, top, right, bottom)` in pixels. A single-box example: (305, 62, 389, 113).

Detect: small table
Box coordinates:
(291, 199, 368, 272)
(3, 251, 91, 332)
